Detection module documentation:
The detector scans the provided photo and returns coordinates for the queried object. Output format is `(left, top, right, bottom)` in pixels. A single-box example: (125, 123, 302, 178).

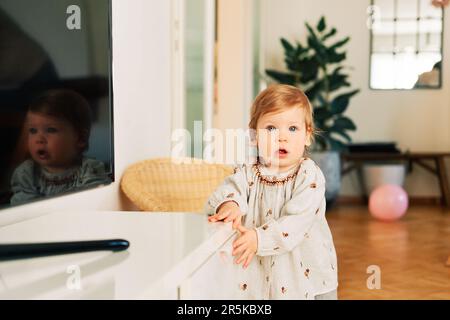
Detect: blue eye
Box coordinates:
(46, 127, 58, 133)
(266, 125, 276, 132)
(28, 128, 37, 134)
(289, 126, 298, 132)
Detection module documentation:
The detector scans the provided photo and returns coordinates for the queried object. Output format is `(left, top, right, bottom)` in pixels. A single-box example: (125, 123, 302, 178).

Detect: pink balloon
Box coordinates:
(369, 184, 409, 221)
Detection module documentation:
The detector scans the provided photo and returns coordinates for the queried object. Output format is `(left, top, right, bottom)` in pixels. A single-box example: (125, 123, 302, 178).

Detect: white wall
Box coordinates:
(262, 0, 450, 197)
(0, 0, 172, 225)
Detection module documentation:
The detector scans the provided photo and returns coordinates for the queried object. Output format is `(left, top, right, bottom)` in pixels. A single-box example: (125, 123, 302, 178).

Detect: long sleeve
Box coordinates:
(77, 158, 111, 188)
(255, 162, 326, 256)
(10, 160, 40, 205)
(204, 165, 249, 216)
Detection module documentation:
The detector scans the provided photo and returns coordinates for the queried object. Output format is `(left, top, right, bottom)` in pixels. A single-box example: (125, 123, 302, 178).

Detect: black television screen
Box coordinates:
(0, 0, 113, 208)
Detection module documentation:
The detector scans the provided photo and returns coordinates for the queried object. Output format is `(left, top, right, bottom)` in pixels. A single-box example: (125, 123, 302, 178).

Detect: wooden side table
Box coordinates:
(341, 152, 450, 208)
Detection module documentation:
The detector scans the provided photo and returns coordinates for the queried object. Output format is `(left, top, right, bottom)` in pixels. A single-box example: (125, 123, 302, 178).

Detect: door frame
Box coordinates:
(170, 0, 216, 152)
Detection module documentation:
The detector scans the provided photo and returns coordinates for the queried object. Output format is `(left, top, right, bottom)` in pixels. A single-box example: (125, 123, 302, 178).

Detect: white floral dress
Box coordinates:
(204, 157, 338, 300)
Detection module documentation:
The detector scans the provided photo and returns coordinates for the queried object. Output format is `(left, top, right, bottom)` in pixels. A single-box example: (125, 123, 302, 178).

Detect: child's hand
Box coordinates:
(232, 225, 258, 269)
(208, 201, 242, 229)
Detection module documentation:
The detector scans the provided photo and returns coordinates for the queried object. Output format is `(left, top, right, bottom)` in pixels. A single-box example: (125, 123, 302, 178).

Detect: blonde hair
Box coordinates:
(249, 84, 315, 144)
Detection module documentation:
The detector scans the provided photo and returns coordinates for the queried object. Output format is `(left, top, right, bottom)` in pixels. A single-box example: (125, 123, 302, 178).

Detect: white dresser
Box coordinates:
(0, 210, 238, 299)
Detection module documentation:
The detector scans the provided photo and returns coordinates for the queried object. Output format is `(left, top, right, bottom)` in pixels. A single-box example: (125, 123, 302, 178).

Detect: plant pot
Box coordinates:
(309, 151, 341, 208)
(362, 163, 406, 195)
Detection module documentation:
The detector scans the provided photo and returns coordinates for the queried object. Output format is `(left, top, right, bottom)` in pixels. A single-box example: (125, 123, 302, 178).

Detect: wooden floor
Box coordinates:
(327, 205, 450, 300)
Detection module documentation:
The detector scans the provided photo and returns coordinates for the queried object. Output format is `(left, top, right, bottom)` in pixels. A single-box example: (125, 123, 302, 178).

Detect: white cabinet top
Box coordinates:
(0, 211, 235, 299)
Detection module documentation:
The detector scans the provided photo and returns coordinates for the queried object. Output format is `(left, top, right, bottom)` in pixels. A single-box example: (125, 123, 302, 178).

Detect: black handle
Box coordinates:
(0, 239, 130, 261)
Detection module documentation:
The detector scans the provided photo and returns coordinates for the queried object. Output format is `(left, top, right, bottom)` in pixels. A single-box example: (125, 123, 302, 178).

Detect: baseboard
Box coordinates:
(336, 196, 442, 206)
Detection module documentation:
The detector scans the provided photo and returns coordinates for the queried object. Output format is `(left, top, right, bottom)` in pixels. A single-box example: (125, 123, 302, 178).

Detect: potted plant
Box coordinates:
(265, 16, 360, 206)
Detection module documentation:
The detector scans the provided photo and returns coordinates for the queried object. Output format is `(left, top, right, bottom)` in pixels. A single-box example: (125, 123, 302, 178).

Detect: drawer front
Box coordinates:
(179, 235, 238, 299)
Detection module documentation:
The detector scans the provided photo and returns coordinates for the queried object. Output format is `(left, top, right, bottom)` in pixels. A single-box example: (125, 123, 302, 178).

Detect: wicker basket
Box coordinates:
(120, 157, 233, 212)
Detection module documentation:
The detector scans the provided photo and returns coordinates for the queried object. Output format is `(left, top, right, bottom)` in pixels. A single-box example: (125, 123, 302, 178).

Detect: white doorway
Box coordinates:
(171, 0, 261, 162)
(171, 0, 216, 159)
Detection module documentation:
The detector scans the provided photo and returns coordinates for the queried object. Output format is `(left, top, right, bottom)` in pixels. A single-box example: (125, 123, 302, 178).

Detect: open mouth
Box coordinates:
(277, 148, 288, 156)
(36, 149, 50, 160)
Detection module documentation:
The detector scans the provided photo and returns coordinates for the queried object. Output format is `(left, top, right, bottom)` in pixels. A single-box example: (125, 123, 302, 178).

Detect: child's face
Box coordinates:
(256, 107, 311, 172)
(26, 112, 85, 173)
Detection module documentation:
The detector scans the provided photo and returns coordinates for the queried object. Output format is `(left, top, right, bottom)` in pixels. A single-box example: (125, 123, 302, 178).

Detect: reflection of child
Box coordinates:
(205, 84, 338, 300)
(414, 61, 441, 88)
(10, 89, 110, 205)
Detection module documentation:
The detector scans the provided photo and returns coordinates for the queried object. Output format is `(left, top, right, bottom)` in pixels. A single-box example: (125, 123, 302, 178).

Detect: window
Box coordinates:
(369, 0, 444, 89)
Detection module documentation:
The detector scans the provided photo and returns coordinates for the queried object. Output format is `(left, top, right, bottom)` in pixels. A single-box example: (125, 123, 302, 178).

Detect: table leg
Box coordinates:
(435, 156, 450, 208)
(357, 164, 369, 204)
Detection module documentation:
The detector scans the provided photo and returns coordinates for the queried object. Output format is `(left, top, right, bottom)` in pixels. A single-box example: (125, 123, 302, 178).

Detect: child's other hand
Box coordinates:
(208, 201, 242, 229)
(232, 225, 257, 269)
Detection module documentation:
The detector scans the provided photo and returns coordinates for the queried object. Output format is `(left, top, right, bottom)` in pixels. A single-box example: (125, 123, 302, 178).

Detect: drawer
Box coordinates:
(178, 234, 238, 299)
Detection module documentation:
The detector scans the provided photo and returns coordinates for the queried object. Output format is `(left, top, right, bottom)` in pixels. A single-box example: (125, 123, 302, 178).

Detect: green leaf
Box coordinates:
(307, 37, 327, 65)
(317, 16, 326, 32)
(305, 80, 324, 101)
(327, 67, 349, 92)
(330, 89, 360, 114)
(328, 74, 350, 92)
(328, 136, 347, 151)
(316, 93, 327, 107)
(305, 22, 329, 64)
(313, 106, 333, 121)
(296, 42, 308, 56)
(331, 66, 344, 74)
(281, 38, 295, 55)
(329, 127, 352, 142)
(299, 58, 320, 83)
(326, 50, 346, 64)
(312, 134, 328, 151)
(333, 116, 357, 131)
(321, 28, 337, 41)
(285, 57, 301, 72)
(305, 22, 319, 40)
(330, 37, 350, 50)
(265, 69, 297, 85)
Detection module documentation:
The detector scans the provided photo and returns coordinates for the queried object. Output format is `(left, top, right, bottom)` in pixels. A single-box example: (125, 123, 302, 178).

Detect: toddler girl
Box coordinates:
(10, 89, 111, 205)
(205, 84, 338, 300)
